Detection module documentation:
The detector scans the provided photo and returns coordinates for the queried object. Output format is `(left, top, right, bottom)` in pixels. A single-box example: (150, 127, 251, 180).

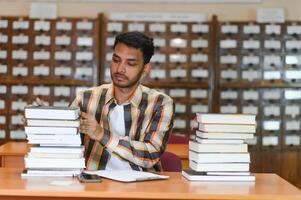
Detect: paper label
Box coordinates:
(149, 23, 166, 32)
(286, 40, 301, 49)
(285, 105, 300, 117)
(243, 24, 260, 34)
(75, 67, 93, 76)
(77, 37, 93, 46)
(128, 23, 145, 32)
(13, 21, 29, 29)
(263, 71, 281, 80)
(287, 25, 301, 35)
(153, 38, 166, 47)
(242, 105, 258, 115)
(11, 101, 27, 111)
(169, 54, 187, 63)
(75, 51, 93, 61)
(220, 55, 237, 64)
(54, 66, 72, 76)
(55, 51, 72, 61)
(285, 120, 300, 131)
(191, 39, 208, 48)
(107, 22, 123, 32)
(221, 90, 238, 99)
(263, 121, 280, 131)
(170, 38, 187, 48)
(191, 53, 208, 62)
(106, 37, 115, 46)
(190, 89, 207, 98)
(262, 136, 278, 146)
(285, 135, 300, 145)
(149, 69, 166, 79)
(33, 86, 50, 96)
(285, 90, 301, 100)
(0, 116, 5, 124)
(33, 51, 50, 60)
(35, 35, 51, 45)
(13, 66, 28, 76)
(175, 104, 186, 113)
(221, 70, 238, 79)
(220, 39, 237, 49)
(170, 68, 187, 78)
(173, 119, 186, 129)
(12, 50, 27, 60)
(264, 40, 281, 49)
(262, 90, 281, 100)
(221, 25, 238, 34)
(11, 115, 23, 125)
(0, 20, 8, 28)
(34, 21, 50, 31)
(242, 40, 260, 49)
(76, 21, 93, 30)
(169, 89, 186, 97)
(152, 54, 166, 63)
(264, 105, 280, 116)
(33, 66, 50, 76)
(0, 86, 7, 94)
(220, 105, 237, 113)
(265, 24, 281, 35)
(0, 34, 8, 43)
(11, 85, 28, 94)
(55, 36, 71, 45)
(0, 100, 5, 109)
(170, 24, 187, 33)
(191, 68, 208, 78)
(56, 21, 72, 30)
(242, 55, 260, 65)
(285, 70, 301, 79)
(0, 64, 7, 73)
(192, 24, 209, 33)
(285, 55, 301, 65)
(191, 104, 208, 113)
(54, 86, 70, 96)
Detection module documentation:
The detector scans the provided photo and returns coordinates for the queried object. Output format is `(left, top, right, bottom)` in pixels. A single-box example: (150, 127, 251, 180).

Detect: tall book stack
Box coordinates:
(22, 106, 85, 177)
(182, 113, 256, 181)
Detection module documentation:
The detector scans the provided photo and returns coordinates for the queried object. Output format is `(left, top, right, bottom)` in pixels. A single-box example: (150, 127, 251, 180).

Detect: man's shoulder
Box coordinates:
(140, 85, 173, 104)
(83, 84, 111, 93)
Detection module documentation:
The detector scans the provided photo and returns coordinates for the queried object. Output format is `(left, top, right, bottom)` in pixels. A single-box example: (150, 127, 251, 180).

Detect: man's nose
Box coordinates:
(117, 62, 126, 73)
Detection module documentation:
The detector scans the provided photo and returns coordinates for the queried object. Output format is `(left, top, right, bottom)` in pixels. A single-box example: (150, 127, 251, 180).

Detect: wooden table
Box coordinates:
(0, 168, 300, 200)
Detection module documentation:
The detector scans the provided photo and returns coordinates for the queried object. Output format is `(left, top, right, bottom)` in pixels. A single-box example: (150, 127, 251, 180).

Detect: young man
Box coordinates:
(71, 32, 174, 171)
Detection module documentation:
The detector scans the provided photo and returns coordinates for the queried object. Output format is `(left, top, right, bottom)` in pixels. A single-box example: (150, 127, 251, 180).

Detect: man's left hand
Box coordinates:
(79, 112, 103, 141)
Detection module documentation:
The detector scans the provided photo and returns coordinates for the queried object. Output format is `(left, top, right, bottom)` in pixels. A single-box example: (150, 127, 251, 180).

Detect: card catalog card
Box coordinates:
(0, 64, 7, 73)
(220, 55, 237, 64)
(76, 21, 93, 30)
(11, 85, 28, 94)
(107, 22, 123, 32)
(11, 100, 27, 111)
(12, 50, 27, 60)
(173, 119, 186, 129)
(245, 136, 258, 145)
(13, 66, 28, 76)
(77, 36, 93, 46)
(0, 130, 4, 138)
(33, 86, 50, 96)
(0, 86, 7, 94)
(175, 104, 186, 113)
(286, 55, 301, 65)
(221, 25, 238, 34)
(221, 70, 238, 79)
(55, 36, 71, 46)
(263, 90, 281, 100)
(263, 121, 280, 131)
(0, 34, 8, 43)
(242, 70, 260, 81)
(153, 38, 166, 47)
(106, 52, 113, 62)
(170, 68, 187, 78)
(149, 69, 166, 79)
(170, 24, 187, 33)
(169, 89, 186, 98)
(191, 53, 208, 62)
(0, 101, 4, 110)
(265, 24, 281, 35)
(220, 39, 237, 49)
(56, 21, 72, 31)
(263, 55, 281, 67)
(191, 39, 208, 48)
(128, 23, 145, 32)
(285, 135, 300, 146)
(190, 89, 207, 98)
(242, 105, 258, 115)
(33, 51, 50, 60)
(13, 20, 29, 29)
(242, 55, 260, 65)
(12, 35, 29, 44)
(191, 104, 208, 113)
(264, 40, 281, 49)
(11, 115, 23, 125)
(55, 51, 72, 61)
(53, 100, 69, 107)
(33, 65, 50, 76)
(54, 66, 72, 76)
(106, 37, 115, 46)
(285, 40, 301, 49)
(10, 130, 26, 139)
(263, 71, 281, 80)
(149, 23, 166, 32)
(34, 21, 50, 31)
(242, 40, 260, 49)
(285, 120, 300, 131)
(285, 70, 301, 79)
(220, 105, 237, 113)
(54, 86, 70, 96)
(0, 50, 7, 59)
(257, 8, 285, 23)
(170, 38, 187, 48)
(264, 105, 280, 116)
(169, 54, 187, 63)
(243, 24, 260, 34)
(262, 136, 278, 146)
(221, 90, 238, 99)
(287, 25, 301, 35)
(285, 105, 300, 117)
(191, 68, 208, 78)
(243, 90, 259, 100)
(35, 35, 51, 45)
(0, 20, 8, 28)
(76, 51, 93, 61)
(192, 24, 209, 33)
(75, 67, 93, 77)
(0, 116, 5, 124)
(285, 90, 301, 100)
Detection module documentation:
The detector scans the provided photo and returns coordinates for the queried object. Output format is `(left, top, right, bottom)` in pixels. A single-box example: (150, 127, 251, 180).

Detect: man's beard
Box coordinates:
(111, 67, 144, 89)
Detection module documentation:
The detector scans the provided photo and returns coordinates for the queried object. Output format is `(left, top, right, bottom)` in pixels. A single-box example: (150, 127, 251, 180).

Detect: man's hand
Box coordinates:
(22, 97, 45, 126)
(79, 112, 104, 141)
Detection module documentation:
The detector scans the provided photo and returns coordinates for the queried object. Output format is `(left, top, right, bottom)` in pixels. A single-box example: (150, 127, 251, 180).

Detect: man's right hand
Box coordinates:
(22, 97, 45, 126)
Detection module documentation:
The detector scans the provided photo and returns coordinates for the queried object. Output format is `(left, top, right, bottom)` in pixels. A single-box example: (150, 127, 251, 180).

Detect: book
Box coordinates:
(25, 106, 79, 120)
(27, 152, 83, 159)
(196, 113, 256, 125)
(189, 140, 248, 153)
(195, 137, 244, 144)
(21, 169, 82, 177)
(196, 131, 254, 140)
(198, 124, 256, 133)
(27, 119, 80, 127)
(182, 169, 255, 181)
(24, 157, 85, 169)
(30, 146, 84, 154)
(189, 160, 249, 172)
(25, 126, 78, 135)
(189, 151, 250, 163)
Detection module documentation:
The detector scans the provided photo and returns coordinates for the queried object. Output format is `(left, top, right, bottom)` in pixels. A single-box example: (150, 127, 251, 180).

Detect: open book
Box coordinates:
(84, 170, 169, 182)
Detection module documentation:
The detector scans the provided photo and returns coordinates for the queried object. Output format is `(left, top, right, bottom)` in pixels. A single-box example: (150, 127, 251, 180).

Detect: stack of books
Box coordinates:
(22, 106, 85, 177)
(182, 113, 256, 181)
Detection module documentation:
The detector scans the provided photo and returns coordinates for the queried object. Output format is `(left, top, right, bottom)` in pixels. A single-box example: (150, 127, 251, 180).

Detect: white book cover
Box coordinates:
(27, 134, 81, 141)
(27, 152, 83, 159)
(196, 131, 254, 140)
(198, 124, 256, 133)
(189, 151, 250, 163)
(189, 160, 250, 172)
(30, 146, 84, 154)
(27, 119, 80, 127)
(189, 140, 248, 153)
(25, 106, 79, 120)
(195, 137, 244, 144)
(24, 157, 85, 169)
(25, 126, 78, 135)
(196, 113, 256, 125)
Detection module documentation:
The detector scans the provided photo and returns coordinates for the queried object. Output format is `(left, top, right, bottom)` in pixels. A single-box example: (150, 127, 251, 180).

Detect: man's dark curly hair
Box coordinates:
(113, 31, 154, 65)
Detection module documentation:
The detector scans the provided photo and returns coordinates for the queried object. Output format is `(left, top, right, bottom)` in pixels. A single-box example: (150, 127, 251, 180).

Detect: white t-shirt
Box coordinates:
(105, 103, 133, 170)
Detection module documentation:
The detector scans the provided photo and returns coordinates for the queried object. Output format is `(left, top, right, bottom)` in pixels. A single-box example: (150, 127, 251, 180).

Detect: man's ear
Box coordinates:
(143, 63, 152, 76)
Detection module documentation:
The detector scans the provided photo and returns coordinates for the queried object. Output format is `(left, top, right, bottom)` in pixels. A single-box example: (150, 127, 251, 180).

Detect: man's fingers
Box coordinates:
(80, 111, 91, 119)
(35, 97, 45, 106)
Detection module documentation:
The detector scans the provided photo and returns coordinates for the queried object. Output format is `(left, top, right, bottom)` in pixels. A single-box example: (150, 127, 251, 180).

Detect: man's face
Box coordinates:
(110, 43, 145, 89)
